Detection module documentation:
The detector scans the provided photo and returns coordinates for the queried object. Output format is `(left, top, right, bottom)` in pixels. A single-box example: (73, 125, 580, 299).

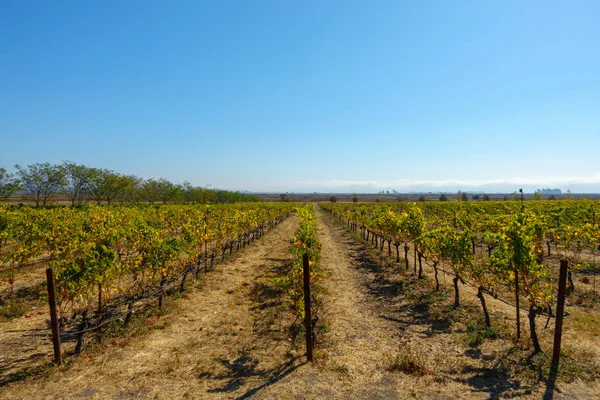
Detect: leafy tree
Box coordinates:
(352, 194, 359, 203)
(61, 161, 93, 206)
(439, 193, 448, 202)
(0, 167, 20, 201)
(88, 169, 129, 205)
(548, 194, 556, 200)
(14, 162, 66, 207)
(461, 192, 468, 202)
(482, 194, 491, 201)
(280, 193, 290, 202)
(533, 191, 542, 201)
(171, 183, 186, 203)
(155, 178, 176, 204)
(329, 196, 337, 203)
(197, 185, 217, 203)
(511, 191, 520, 201)
(181, 181, 195, 204)
(141, 179, 160, 204)
(117, 175, 144, 203)
(418, 196, 425, 202)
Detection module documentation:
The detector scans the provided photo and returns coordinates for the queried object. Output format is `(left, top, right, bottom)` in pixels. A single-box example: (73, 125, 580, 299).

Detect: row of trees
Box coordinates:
(0, 162, 257, 206)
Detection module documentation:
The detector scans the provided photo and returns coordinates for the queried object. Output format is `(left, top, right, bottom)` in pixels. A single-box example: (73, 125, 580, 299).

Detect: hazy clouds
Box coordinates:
(276, 174, 600, 193)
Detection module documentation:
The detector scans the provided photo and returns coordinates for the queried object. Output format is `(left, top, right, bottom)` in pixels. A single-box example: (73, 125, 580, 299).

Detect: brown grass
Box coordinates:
(384, 344, 430, 375)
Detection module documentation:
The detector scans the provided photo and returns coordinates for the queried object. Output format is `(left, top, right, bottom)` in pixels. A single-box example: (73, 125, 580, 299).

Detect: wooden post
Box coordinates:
(204, 210, 209, 272)
(515, 268, 521, 340)
(158, 276, 166, 309)
(552, 259, 568, 367)
(46, 268, 62, 365)
(195, 257, 200, 280)
(180, 267, 189, 293)
(413, 246, 417, 275)
(97, 283, 103, 343)
(303, 253, 313, 362)
(204, 238, 208, 272)
(124, 299, 134, 327)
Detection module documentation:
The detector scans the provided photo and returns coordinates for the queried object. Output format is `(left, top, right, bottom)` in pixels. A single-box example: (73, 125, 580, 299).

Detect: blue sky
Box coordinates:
(1, 1, 599, 193)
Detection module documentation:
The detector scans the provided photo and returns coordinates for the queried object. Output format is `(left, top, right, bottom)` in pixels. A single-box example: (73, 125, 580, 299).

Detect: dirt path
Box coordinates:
(310, 206, 406, 382)
(0, 305, 52, 386)
(1, 216, 303, 399)
(256, 206, 459, 399)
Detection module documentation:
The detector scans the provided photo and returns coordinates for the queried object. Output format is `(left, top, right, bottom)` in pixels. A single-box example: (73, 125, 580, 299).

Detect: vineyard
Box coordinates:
(0, 200, 599, 398)
(0, 203, 303, 358)
(319, 199, 600, 384)
(320, 200, 600, 351)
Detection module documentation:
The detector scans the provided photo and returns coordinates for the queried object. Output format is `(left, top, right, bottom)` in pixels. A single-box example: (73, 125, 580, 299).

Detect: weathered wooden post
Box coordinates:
(204, 210, 209, 272)
(97, 283, 103, 343)
(46, 268, 62, 365)
(303, 253, 313, 362)
(515, 268, 521, 340)
(552, 259, 568, 368)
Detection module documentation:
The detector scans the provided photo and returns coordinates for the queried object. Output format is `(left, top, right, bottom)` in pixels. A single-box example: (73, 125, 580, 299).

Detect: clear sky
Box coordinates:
(1, 1, 599, 193)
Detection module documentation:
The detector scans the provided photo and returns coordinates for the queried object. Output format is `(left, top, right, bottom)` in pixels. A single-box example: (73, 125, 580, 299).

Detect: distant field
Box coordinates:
(3, 192, 599, 206)
(255, 192, 600, 203)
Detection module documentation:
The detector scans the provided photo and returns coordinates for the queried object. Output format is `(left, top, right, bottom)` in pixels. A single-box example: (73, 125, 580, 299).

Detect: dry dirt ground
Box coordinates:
(2, 207, 599, 399)
(0, 261, 63, 387)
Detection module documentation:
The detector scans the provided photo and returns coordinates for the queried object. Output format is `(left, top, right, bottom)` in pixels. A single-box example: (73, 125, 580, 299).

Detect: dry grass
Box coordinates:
(384, 344, 430, 376)
(568, 309, 600, 337)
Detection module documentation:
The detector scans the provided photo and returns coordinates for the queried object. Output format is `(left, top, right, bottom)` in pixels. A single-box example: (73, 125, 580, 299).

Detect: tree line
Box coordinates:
(0, 161, 257, 206)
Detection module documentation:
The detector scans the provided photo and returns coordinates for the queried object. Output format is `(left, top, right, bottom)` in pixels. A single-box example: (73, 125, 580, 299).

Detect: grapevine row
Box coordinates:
(0, 203, 297, 339)
(320, 200, 600, 354)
